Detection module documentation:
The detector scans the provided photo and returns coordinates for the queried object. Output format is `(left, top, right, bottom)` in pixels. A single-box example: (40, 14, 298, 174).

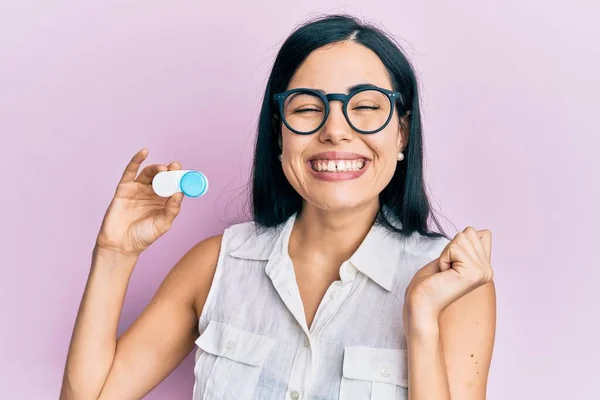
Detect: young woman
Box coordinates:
(60, 14, 496, 400)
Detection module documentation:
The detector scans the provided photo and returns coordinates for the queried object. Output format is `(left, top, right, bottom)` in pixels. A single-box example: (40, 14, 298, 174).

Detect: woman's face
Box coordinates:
(279, 41, 408, 212)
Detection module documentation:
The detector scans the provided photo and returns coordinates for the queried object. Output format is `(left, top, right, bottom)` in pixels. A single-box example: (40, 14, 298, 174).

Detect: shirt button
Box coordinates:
(381, 367, 391, 377)
(290, 390, 301, 400)
(224, 340, 235, 350)
(330, 289, 340, 300)
(303, 338, 310, 347)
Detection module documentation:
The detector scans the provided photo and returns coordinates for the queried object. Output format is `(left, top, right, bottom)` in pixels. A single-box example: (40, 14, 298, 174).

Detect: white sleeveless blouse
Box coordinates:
(192, 212, 449, 400)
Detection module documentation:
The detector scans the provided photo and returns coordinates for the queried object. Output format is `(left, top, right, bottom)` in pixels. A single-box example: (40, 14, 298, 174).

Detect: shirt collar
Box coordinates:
(229, 210, 408, 291)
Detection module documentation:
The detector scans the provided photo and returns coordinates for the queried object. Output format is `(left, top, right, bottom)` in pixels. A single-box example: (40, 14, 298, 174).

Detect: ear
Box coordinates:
(397, 110, 411, 153)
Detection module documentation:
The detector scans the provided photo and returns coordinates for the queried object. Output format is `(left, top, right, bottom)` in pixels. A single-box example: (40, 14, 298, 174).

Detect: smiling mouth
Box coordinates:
(308, 159, 367, 172)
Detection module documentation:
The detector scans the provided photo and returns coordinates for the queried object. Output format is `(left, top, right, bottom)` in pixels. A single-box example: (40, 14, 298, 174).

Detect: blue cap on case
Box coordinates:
(179, 171, 208, 197)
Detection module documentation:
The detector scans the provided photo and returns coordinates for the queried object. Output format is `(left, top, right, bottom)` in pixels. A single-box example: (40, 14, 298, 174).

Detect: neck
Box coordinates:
(289, 200, 380, 265)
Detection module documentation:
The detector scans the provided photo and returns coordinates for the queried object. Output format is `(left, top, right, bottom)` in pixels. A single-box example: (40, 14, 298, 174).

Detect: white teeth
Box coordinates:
(310, 159, 366, 172)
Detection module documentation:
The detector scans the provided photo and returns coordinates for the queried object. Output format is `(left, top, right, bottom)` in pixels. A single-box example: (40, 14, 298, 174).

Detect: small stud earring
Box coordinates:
(397, 152, 404, 161)
(278, 154, 282, 161)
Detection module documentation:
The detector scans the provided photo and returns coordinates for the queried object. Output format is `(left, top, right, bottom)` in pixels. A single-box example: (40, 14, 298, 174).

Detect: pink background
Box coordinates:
(2, 1, 599, 399)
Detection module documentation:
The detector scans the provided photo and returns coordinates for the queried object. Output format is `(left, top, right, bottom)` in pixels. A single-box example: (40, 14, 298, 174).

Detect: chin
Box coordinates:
(305, 192, 377, 213)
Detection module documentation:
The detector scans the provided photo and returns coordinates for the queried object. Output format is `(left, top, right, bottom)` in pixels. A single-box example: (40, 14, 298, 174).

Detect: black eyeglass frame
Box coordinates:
(273, 85, 403, 135)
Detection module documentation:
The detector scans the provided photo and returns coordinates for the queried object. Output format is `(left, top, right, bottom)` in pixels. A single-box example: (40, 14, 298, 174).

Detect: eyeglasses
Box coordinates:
(273, 84, 403, 135)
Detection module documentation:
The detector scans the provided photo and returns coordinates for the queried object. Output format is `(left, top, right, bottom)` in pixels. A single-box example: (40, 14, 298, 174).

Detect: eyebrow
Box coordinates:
(314, 83, 379, 94)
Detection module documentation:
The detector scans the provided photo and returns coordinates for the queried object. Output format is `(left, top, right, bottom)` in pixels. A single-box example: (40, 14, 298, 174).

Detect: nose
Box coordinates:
(319, 101, 353, 144)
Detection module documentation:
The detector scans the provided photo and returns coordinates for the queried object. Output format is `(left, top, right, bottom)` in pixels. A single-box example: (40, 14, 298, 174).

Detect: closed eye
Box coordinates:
(295, 108, 322, 113)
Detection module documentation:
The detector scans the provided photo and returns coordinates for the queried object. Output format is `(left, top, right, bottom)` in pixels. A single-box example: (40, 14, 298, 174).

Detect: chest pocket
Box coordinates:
(339, 346, 408, 400)
(193, 320, 276, 400)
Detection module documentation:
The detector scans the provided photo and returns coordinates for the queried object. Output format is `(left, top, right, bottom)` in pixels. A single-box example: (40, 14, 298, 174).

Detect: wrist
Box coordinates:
(405, 302, 440, 339)
(407, 318, 440, 340)
(93, 244, 139, 268)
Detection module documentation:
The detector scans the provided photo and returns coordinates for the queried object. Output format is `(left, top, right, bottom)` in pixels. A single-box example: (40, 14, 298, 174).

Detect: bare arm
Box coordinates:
(60, 149, 222, 399)
(439, 281, 496, 398)
(405, 228, 496, 399)
(99, 235, 221, 399)
(406, 318, 450, 399)
(59, 247, 138, 399)
(406, 279, 496, 399)
(60, 235, 221, 400)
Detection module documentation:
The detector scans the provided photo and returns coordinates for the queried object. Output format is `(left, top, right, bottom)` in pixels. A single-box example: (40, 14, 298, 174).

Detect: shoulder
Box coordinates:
(178, 219, 271, 310)
(403, 231, 451, 262)
(180, 220, 257, 276)
(167, 234, 223, 302)
(181, 219, 259, 268)
(379, 206, 450, 260)
(397, 232, 452, 284)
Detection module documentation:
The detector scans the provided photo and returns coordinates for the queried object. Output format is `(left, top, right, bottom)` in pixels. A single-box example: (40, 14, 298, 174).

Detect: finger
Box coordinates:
(438, 241, 472, 272)
(136, 164, 168, 185)
(120, 148, 148, 183)
(454, 230, 481, 263)
(167, 161, 182, 171)
(439, 241, 479, 278)
(462, 226, 488, 263)
(154, 192, 184, 235)
(478, 229, 492, 261)
(435, 258, 486, 307)
(438, 241, 453, 272)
